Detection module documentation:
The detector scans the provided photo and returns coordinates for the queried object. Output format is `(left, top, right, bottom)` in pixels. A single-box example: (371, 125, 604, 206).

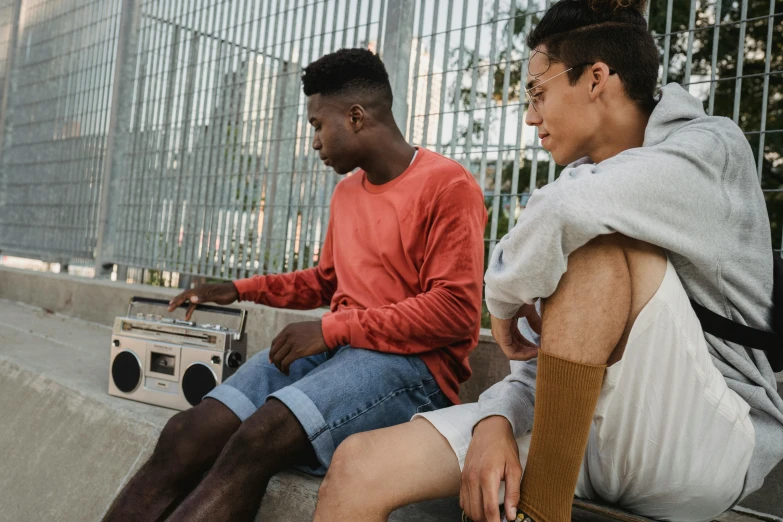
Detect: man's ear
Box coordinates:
(349, 104, 365, 132)
(588, 62, 612, 100)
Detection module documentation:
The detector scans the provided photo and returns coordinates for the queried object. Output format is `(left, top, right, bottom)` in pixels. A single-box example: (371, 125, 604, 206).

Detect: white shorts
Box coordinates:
(415, 260, 755, 522)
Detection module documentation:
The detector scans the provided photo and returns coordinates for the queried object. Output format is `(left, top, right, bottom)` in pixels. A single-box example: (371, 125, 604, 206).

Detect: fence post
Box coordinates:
(382, 0, 415, 134)
(94, 0, 141, 277)
(0, 0, 23, 231)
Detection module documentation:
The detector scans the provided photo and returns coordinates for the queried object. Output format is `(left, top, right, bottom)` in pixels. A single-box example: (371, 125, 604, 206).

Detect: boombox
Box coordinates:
(109, 296, 247, 410)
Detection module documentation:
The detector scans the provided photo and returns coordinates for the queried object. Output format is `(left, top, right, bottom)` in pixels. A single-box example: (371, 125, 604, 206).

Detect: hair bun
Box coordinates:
(586, 0, 647, 14)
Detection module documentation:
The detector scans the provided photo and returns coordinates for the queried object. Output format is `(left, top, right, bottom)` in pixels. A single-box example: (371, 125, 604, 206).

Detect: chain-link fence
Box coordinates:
(0, 0, 781, 281)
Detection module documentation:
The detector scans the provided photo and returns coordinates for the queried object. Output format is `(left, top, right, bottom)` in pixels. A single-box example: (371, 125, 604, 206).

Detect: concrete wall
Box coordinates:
(0, 267, 509, 403)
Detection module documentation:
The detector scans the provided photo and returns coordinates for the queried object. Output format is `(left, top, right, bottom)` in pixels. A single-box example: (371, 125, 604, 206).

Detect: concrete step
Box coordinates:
(1, 298, 777, 522)
(0, 298, 458, 521)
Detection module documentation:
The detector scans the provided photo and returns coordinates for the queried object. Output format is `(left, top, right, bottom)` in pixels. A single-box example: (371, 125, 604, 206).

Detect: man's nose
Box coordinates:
(312, 135, 321, 150)
(525, 105, 542, 127)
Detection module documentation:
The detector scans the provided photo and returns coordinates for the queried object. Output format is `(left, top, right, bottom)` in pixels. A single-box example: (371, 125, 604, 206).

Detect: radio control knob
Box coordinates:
(211, 355, 221, 365)
(112, 339, 120, 347)
(227, 352, 243, 368)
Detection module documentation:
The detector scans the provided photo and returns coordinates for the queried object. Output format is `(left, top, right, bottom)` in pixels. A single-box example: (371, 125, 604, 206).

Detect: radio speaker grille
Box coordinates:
(112, 351, 142, 393)
(182, 364, 217, 406)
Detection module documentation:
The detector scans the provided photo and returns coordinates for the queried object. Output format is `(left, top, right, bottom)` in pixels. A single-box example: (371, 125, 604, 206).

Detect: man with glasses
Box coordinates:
(314, 1, 781, 521)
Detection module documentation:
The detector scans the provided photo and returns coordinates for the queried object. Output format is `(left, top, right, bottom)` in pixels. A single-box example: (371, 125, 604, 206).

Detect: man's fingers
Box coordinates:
(280, 352, 298, 376)
(468, 480, 484, 522)
(185, 303, 197, 321)
(168, 291, 192, 312)
(270, 329, 288, 359)
(503, 332, 539, 361)
(511, 326, 536, 349)
(493, 328, 513, 348)
(271, 341, 291, 372)
(460, 476, 474, 520)
(497, 330, 529, 361)
(503, 466, 522, 521)
(459, 480, 468, 515)
(493, 324, 517, 360)
(481, 474, 501, 521)
(508, 344, 539, 361)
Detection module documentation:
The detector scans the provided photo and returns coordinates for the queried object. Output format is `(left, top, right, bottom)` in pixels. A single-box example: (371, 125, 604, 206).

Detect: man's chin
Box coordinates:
(331, 164, 357, 175)
(550, 150, 575, 167)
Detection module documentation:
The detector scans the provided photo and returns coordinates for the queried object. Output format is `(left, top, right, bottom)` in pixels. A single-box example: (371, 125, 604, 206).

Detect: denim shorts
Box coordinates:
(205, 345, 451, 475)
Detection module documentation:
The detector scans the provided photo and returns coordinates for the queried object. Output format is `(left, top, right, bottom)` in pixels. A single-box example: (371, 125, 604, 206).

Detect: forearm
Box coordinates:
(233, 267, 335, 309)
(321, 286, 480, 353)
(475, 360, 538, 438)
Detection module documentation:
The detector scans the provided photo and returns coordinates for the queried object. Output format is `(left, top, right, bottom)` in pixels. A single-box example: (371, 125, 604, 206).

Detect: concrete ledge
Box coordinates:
(0, 299, 467, 521)
(0, 266, 510, 403)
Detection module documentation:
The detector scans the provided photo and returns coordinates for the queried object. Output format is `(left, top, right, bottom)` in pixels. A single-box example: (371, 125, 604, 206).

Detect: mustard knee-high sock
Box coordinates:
(517, 351, 606, 522)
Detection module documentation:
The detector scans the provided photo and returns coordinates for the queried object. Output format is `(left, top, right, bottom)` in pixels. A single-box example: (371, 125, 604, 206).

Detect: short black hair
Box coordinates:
(301, 48, 393, 110)
(527, 0, 658, 111)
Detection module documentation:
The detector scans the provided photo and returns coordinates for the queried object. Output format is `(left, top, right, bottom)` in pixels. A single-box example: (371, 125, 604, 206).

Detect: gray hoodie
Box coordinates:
(479, 83, 783, 498)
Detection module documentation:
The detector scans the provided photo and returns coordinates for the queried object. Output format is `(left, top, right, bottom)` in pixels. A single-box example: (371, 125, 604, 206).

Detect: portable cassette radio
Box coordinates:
(109, 296, 247, 410)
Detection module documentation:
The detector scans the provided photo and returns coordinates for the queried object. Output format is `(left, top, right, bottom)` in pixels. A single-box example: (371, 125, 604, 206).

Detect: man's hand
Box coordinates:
(269, 320, 329, 375)
(168, 283, 239, 321)
(461, 416, 523, 522)
(490, 303, 541, 362)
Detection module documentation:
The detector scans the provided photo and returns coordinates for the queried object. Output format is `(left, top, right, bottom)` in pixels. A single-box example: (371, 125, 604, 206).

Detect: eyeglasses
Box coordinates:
(524, 62, 617, 112)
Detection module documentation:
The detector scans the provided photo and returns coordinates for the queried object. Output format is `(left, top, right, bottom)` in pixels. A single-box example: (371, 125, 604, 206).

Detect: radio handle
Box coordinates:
(127, 296, 248, 336)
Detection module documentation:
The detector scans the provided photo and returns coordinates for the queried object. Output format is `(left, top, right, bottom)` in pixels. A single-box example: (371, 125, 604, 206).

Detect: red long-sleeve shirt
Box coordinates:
(233, 148, 487, 404)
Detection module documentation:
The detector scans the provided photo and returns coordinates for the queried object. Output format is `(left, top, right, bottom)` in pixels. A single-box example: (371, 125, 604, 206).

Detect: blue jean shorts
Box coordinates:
(205, 345, 451, 475)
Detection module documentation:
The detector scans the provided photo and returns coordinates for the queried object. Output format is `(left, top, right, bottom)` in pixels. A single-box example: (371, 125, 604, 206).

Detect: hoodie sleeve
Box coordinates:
(484, 126, 729, 319)
(473, 305, 541, 437)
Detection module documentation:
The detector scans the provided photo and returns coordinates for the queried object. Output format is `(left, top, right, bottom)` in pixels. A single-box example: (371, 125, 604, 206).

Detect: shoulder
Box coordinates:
(668, 116, 744, 157)
(332, 170, 362, 195)
(417, 148, 483, 197)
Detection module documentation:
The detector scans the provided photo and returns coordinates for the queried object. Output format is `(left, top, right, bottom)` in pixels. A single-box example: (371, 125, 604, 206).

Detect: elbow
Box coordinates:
(452, 295, 482, 339)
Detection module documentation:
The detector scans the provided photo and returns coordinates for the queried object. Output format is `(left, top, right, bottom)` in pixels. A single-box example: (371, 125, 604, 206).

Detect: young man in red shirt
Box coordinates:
(102, 48, 487, 522)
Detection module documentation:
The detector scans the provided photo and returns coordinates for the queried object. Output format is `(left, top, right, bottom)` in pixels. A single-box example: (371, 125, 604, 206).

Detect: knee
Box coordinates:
(568, 234, 629, 275)
(322, 435, 365, 488)
(571, 234, 664, 272)
(566, 234, 666, 307)
(222, 401, 299, 464)
(319, 434, 380, 506)
(152, 410, 202, 473)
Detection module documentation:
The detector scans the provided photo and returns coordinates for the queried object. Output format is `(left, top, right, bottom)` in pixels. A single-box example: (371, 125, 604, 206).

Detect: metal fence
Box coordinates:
(406, 0, 783, 265)
(0, 0, 120, 261)
(0, 0, 781, 283)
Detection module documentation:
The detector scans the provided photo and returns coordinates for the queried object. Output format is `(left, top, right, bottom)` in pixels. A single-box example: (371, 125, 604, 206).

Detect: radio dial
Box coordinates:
(227, 352, 243, 368)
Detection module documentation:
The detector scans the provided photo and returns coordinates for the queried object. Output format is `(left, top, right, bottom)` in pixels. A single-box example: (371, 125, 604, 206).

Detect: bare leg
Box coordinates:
(102, 398, 241, 522)
(517, 235, 667, 520)
(166, 398, 317, 522)
(541, 234, 667, 366)
(313, 418, 461, 522)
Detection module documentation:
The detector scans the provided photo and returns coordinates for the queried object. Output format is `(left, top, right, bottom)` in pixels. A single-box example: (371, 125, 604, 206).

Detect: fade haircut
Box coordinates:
(302, 48, 393, 111)
(527, 0, 659, 111)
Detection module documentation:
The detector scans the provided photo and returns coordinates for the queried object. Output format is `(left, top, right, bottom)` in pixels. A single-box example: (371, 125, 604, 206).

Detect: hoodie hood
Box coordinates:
(643, 83, 708, 148)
